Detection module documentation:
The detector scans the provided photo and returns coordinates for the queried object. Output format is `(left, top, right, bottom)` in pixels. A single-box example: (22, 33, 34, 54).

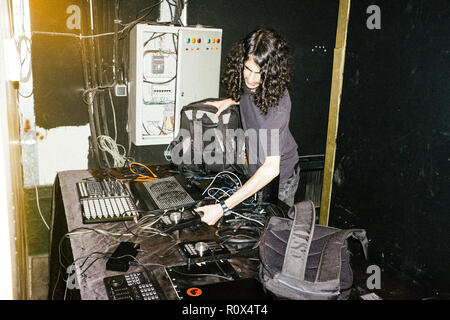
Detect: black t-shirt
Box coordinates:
(239, 86, 299, 182)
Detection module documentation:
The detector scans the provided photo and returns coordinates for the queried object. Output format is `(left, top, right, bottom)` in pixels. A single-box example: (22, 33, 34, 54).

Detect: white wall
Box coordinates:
(34, 125, 90, 185)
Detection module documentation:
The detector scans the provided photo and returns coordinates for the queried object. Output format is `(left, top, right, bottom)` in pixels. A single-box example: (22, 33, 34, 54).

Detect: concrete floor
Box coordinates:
(27, 255, 49, 300)
(24, 186, 52, 300)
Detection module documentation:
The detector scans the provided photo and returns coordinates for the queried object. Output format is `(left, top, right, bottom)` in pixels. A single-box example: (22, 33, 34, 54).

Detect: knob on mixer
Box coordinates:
(194, 242, 209, 257)
(169, 210, 182, 224)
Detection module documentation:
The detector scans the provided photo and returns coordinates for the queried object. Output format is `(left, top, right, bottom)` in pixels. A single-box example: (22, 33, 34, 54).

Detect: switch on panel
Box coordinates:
(128, 24, 222, 146)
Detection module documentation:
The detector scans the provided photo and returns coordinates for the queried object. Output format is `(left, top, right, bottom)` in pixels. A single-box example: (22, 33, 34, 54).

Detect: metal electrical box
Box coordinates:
(128, 24, 223, 146)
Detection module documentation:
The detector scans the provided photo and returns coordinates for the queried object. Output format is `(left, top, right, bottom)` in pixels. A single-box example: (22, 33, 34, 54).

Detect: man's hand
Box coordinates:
(204, 98, 239, 117)
(194, 204, 224, 226)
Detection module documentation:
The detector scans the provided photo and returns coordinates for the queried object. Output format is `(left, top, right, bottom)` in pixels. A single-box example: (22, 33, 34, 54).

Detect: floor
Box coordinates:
(24, 186, 52, 300)
(345, 240, 436, 300)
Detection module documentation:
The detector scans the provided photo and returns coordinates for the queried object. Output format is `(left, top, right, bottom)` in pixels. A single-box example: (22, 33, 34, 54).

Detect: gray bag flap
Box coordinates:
(280, 200, 316, 281)
(315, 229, 368, 284)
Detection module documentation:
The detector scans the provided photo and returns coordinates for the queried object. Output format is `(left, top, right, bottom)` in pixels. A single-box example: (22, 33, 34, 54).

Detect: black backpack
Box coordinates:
(169, 98, 248, 176)
(259, 200, 369, 300)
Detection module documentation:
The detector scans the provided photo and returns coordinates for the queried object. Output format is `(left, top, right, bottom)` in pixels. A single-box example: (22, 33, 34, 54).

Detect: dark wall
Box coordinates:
(30, 0, 88, 128)
(330, 0, 450, 294)
(190, 0, 450, 294)
(188, 0, 339, 156)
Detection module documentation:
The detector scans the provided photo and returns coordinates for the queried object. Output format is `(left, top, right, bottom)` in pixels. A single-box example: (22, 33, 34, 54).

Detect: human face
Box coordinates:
(243, 55, 261, 91)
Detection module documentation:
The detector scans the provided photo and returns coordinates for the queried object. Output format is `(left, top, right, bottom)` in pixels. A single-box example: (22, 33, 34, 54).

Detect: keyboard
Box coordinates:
(77, 180, 139, 224)
(103, 271, 166, 300)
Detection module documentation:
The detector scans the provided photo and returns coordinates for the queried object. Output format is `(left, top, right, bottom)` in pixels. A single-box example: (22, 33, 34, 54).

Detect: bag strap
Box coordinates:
(187, 109, 202, 168)
(280, 200, 316, 281)
(315, 229, 369, 284)
(352, 229, 369, 260)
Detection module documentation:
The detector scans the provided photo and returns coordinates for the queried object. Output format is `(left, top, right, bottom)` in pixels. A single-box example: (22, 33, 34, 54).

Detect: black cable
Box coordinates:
(172, 33, 178, 53)
(166, 0, 185, 26)
(143, 32, 167, 47)
(118, 0, 164, 40)
(216, 225, 261, 245)
(211, 249, 228, 276)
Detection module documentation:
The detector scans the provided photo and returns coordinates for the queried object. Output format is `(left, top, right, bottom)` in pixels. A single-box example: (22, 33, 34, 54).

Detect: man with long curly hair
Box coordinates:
(195, 28, 299, 225)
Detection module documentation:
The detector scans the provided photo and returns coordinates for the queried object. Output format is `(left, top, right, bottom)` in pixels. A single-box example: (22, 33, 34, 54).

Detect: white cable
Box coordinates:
(31, 30, 116, 39)
(31, 1, 164, 41)
(30, 170, 50, 230)
(82, 82, 118, 105)
(89, 0, 94, 32)
(97, 135, 128, 167)
(207, 188, 233, 202)
(138, 214, 165, 230)
(164, 143, 172, 161)
(65, 228, 133, 238)
(63, 279, 68, 300)
(202, 171, 243, 196)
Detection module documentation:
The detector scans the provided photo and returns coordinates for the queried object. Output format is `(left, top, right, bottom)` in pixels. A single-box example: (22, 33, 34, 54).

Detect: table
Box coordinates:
(48, 166, 279, 300)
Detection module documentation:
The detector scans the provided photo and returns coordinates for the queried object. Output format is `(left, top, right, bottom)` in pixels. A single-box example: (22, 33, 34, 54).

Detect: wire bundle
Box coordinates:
(97, 135, 129, 167)
(108, 161, 159, 182)
(53, 209, 182, 299)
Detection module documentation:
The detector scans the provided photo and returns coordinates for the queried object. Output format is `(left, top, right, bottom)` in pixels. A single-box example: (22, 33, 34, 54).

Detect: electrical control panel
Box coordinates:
(128, 24, 222, 146)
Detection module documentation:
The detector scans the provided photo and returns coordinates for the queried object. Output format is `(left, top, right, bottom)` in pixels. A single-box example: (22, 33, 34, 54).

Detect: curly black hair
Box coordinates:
(221, 28, 293, 114)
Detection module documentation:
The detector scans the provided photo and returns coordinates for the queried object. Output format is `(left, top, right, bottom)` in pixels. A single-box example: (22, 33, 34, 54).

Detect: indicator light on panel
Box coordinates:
(208, 39, 211, 43)
(212, 39, 215, 43)
(197, 38, 201, 43)
(192, 38, 196, 43)
(187, 38, 190, 43)
(217, 39, 221, 43)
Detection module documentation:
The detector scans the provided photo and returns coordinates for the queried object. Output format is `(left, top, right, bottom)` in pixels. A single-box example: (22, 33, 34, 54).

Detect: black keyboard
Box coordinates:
(103, 271, 166, 300)
(77, 179, 139, 224)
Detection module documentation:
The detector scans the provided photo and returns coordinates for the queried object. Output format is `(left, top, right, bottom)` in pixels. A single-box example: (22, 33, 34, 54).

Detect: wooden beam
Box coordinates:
(0, 0, 29, 299)
(319, 0, 351, 226)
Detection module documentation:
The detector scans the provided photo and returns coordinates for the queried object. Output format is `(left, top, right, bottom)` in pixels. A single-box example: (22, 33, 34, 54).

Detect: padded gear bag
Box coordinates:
(169, 98, 248, 176)
(259, 200, 369, 300)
